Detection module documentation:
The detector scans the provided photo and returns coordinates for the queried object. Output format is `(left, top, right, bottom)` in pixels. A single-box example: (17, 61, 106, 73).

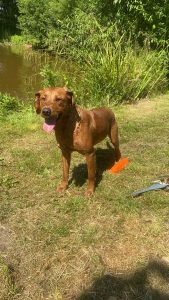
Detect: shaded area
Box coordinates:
(70, 143, 116, 188)
(0, 0, 19, 40)
(76, 259, 169, 300)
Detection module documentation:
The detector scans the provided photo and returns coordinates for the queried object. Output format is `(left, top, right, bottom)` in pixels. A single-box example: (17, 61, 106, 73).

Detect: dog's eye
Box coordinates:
(41, 96, 46, 101)
(55, 98, 62, 102)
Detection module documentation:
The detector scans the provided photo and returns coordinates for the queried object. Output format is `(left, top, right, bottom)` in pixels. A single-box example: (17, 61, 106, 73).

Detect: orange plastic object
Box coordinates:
(109, 157, 129, 173)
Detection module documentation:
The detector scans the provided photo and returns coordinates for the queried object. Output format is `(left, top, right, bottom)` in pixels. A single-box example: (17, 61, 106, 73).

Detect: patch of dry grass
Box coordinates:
(1, 95, 169, 299)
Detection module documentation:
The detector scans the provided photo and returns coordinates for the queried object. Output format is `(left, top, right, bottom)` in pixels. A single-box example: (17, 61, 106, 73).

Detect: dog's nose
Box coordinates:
(42, 107, 51, 117)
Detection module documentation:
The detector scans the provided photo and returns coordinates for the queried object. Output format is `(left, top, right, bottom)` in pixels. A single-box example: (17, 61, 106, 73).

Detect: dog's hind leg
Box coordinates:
(109, 120, 121, 161)
(85, 149, 96, 197)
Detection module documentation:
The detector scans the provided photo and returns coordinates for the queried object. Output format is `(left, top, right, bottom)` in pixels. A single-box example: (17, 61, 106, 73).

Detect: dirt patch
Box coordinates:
(0, 224, 14, 252)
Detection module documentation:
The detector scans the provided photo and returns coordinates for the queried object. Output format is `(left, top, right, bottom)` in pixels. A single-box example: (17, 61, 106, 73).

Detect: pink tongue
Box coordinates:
(43, 122, 55, 133)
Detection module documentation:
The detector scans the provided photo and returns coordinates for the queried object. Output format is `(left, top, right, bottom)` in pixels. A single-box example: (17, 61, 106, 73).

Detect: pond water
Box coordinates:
(0, 45, 44, 100)
(0, 44, 73, 101)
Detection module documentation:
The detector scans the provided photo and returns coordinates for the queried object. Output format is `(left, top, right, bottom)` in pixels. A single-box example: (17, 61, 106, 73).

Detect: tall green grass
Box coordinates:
(84, 42, 167, 104)
(40, 37, 167, 106)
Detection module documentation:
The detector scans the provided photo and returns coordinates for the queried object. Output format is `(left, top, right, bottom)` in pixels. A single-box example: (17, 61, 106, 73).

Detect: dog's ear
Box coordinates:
(63, 86, 73, 104)
(34, 91, 41, 114)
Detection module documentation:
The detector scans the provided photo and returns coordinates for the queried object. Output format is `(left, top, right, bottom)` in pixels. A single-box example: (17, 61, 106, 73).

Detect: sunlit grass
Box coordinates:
(0, 94, 169, 299)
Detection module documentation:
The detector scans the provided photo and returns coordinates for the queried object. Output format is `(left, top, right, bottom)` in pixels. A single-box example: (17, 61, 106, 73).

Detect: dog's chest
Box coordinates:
(72, 121, 86, 149)
(55, 119, 91, 152)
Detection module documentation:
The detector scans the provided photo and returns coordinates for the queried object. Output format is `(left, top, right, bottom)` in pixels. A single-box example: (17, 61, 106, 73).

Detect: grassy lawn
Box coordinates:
(1, 95, 169, 300)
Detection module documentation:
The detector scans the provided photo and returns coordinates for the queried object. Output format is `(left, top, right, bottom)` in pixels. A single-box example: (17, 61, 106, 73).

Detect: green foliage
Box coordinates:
(40, 64, 60, 87)
(45, 10, 111, 59)
(0, 93, 23, 118)
(17, 0, 169, 51)
(10, 34, 25, 44)
(0, 256, 17, 299)
(14, 0, 169, 103)
(83, 43, 167, 104)
(16, 0, 48, 46)
(40, 42, 167, 105)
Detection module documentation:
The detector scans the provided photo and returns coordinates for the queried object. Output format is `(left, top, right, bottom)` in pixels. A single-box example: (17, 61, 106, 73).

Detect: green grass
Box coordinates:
(1, 95, 169, 299)
(0, 256, 18, 300)
(40, 42, 168, 106)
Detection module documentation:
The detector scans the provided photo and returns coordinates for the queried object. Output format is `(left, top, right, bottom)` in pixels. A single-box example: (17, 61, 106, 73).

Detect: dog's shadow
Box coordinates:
(69, 144, 116, 188)
(76, 259, 169, 300)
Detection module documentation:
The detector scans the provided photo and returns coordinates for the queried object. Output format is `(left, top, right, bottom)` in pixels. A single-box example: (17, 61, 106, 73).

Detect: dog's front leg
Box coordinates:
(57, 150, 71, 193)
(85, 150, 96, 197)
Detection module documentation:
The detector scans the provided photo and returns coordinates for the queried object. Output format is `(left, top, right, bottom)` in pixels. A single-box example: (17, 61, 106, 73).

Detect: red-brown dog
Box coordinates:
(35, 87, 121, 196)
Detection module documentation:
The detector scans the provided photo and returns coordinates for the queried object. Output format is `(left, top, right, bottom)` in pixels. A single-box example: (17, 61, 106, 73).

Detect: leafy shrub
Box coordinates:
(45, 10, 115, 60)
(0, 93, 23, 118)
(17, 0, 169, 52)
(40, 65, 61, 87)
(17, 0, 48, 46)
(10, 35, 25, 45)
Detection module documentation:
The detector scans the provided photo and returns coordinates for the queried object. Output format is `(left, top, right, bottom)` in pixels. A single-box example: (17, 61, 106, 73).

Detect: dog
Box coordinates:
(35, 87, 121, 196)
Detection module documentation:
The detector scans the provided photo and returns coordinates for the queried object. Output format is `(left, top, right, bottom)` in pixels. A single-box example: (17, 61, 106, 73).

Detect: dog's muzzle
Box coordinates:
(42, 107, 51, 117)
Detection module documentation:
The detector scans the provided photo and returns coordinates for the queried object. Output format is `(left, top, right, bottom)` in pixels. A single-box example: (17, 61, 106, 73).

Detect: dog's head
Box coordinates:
(35, 87, 73, 132)
(35, 87, 73, 116)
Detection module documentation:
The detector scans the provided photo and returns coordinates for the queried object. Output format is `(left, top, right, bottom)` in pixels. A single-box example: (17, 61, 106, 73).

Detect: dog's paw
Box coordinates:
(85, 188, 94, 197)
(115, 149, 121, 162)
(56, 183, 67, 193)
